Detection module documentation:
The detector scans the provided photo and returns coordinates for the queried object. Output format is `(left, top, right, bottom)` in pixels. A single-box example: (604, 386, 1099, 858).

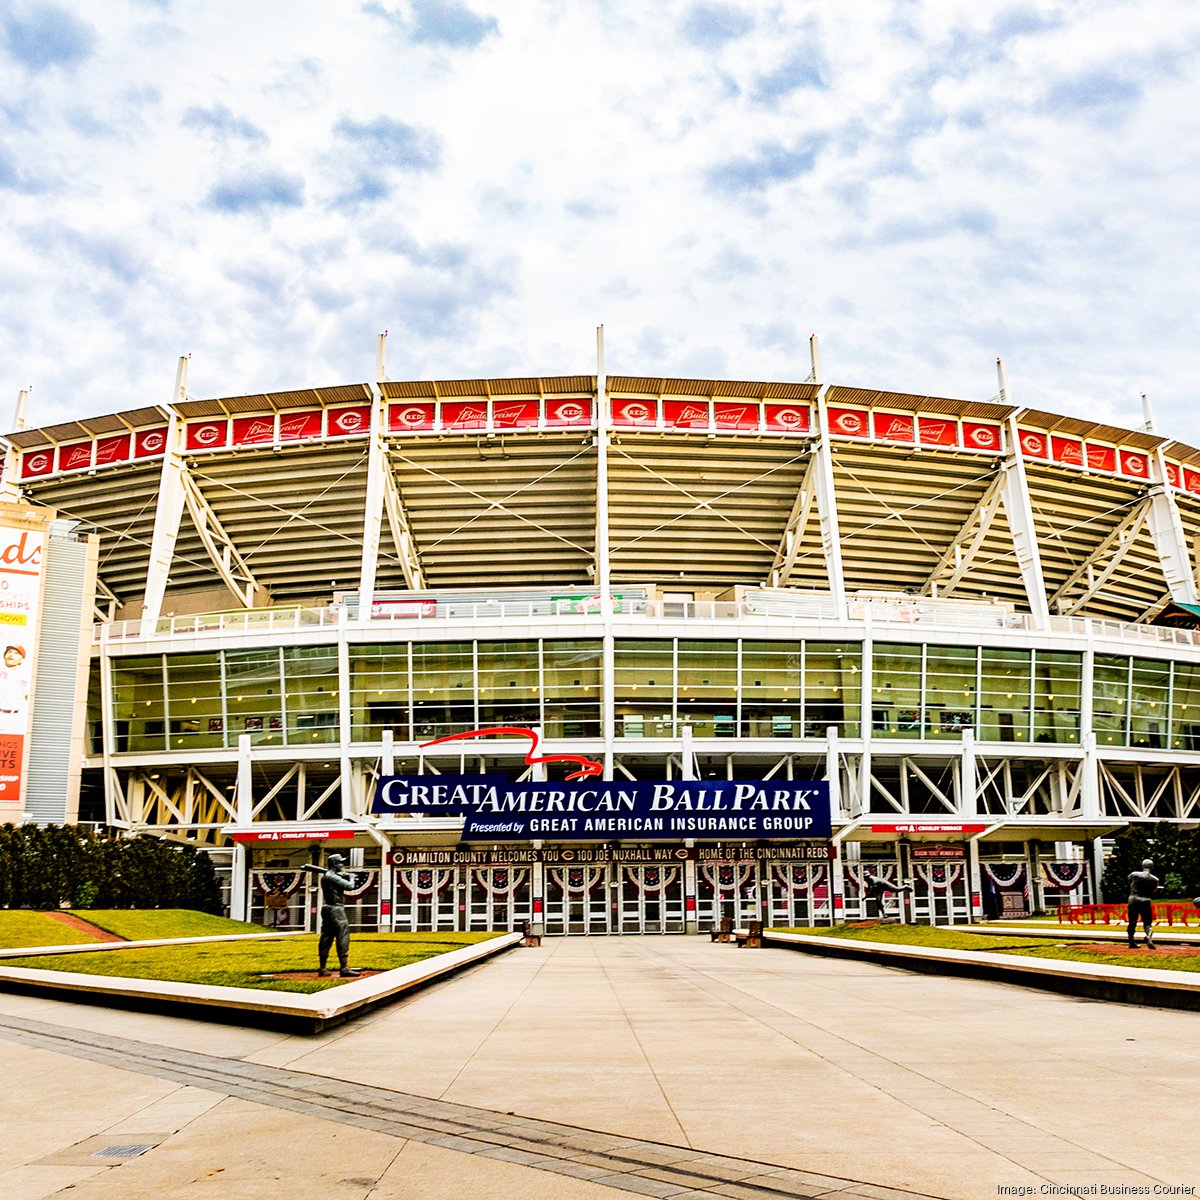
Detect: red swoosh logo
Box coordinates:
(419, 725, 604, 781)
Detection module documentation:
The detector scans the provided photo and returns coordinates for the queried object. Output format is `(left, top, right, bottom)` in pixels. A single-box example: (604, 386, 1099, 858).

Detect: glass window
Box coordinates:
(1032, 650, 1081, 744)
(1129, 657, 1169, 749)
(165, 653, 224, 750)
(111, 655, 165, 753)
(871, 644, 922, 738)
(412, 642, 475, 739)
(740, 641, 802, 738)
(478, 641, 540, 729)
(1093, 654, 1129, 747)
(978, 648, 1031, 743)
(225, 649, 283, 747)
(925, 645, 977, 739)
(543, 640, 602, 739)
(350, 644, 409, 740)
(615, 640, 674, 737)
(1171, 661, 1200, 751)
(806, 642, 861, 737)
(677, 640, 736, 738)
(283, 646, 339, 746)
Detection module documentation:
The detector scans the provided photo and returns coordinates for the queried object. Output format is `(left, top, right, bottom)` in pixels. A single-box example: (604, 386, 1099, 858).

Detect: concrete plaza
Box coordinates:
(0, 935, 1197, 1199)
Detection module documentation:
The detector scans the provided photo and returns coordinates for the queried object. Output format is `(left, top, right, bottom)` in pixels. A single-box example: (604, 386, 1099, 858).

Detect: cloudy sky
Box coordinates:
(3, 0, 1199, 444)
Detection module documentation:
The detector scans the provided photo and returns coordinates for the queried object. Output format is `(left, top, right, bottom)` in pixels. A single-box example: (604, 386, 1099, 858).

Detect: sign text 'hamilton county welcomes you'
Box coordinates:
(371, 776, 831, 841)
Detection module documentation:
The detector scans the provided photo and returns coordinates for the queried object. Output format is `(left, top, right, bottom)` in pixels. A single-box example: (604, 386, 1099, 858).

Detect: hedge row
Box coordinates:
(1099, 822, 1200, 901)
(0, 824, 223, 913)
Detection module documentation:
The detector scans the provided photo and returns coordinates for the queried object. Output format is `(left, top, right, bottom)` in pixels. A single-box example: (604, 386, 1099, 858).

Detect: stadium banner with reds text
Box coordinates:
(373, 775, 830, 841)
(0, 515, 46, 814)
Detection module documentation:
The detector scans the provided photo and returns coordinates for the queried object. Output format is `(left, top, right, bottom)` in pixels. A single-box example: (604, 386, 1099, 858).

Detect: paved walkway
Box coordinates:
(1, 935, 1198, 1199)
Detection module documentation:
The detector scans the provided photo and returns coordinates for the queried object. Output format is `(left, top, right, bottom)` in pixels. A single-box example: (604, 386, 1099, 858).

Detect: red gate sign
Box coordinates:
(389, 403, 436, 432)
(58, 442, 93, 472)
(545, 398, 591, 425)
(327, 406, 371, 436)
(492, 401, 538, 428)
(961, 422, 1001, 452)
(233, 415, 276, 446)
(827, 407, 869, 437)
(441, 401, 488, 430)
(612, 398, 658, 426)
(873, 412, 915, 443)
(95, 434, 132, 466)
(187, 421, 228, 451)
(232, 829, 356, 843)
(917, 416, 957, 447)
(763, 404, 810, 432)
(663, 400, 710, 428)
(714, 401, 759, 430)
(279, 411, 323, 442)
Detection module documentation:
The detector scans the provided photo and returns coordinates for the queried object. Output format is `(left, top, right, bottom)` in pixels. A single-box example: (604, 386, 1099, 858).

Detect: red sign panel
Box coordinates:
(441, 401, 488, 430)
(871, 822, 988, 833)
(827, 406, 869, 438)
(327, 406, 371, 437)
(1017, 429, 1048, 458)
(232, 828, 356, 844)
(873, 412, 915, 443)
(713, 401, 759, 430)
(1085, 442, 1116, 472)
(663, 400, 710, 429)
(95, 434, 132, 466)
(612, 398, 658, 426)
(278, 410, 324, 442)
(911, 843, 967, 859)
(917, 416, 958, 447)
(961, 422, 1001, 452)
(492, 400, 539, 428)
(1185, 470, 1200, 497)
(1119, 449, 1149, 478)
(1164, 461, 1182, 489)
(134, 428, 168, 458)
(186, 421, 228, 451)
(388, 403, 436, 432)
(58, 442, 93, 472)
(1050, 436, 1083, 466)
(763, 404, 810, 433)
(545, 398, 591, 426)
(20, 448, 55, 479)
(232, 415, 276, 446)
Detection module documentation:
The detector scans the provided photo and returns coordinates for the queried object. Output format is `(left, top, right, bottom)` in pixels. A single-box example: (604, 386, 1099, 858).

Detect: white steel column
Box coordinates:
(825, 727, 844, 820)
(1147, 443, 1198, 605)
(596, 326, 616, 780)
(960, 728, 978, 817)
(139, 358, 190, 636)
(996, 362, 1050, 628)
(99, 623, 117, 826)
(813, 384, 847, 619)
(681, 724, 698, 933)
(229, 733, 252, 920)
(338, 609, 353, 818)
(359, 384, 385, 613)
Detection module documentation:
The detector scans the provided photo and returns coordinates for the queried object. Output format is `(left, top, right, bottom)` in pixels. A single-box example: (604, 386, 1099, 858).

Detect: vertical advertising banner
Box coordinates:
(0, 521, 44, 815)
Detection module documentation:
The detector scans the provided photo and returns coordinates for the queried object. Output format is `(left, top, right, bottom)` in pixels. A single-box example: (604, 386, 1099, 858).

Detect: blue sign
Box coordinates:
(372, 775, 830, 841)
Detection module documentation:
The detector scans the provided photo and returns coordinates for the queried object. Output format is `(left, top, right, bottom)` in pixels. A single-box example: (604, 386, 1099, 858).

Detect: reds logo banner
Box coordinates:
(873, 413, 915, 443)
(442, 401, 488, 429)
(327, 406, 371, 436)
(961, 422, 1001, 451)
(1185, 469, 1200, 497)
(917, 417, 957, 447)
(134, 428, 168, 458)
(714, 402, 758, 430)
(1164, 461, 1182, 489)
(233, 416, 276, 446)
(1018, 430, 1047, 458)
(1119, 450, 1148, 478)
(545, 399, 591, 425)
(20, 449, 55, 479)
(388, 403, 435, 432)
(187, 422, 227, 451)
(59, 442, 92, 471)
(827, 407, 868, 437)
(764, 404, 810, 432)
(613, 399, 657, 426)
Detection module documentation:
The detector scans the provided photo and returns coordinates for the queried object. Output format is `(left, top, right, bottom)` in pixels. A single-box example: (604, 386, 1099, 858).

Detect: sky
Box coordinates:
(2, 0, 1200, 445)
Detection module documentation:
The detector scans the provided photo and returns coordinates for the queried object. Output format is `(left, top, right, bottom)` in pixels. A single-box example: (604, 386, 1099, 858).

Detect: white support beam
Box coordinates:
(1146, 444, 1198, 604)
(921, 470, 1005, 596)
(768, 455, 817, 587)
(0, 388, 28, 501)
(180, 469, 270, 609)
(813, 384, 846, 617)
(139, 358, 190, 636)
(1050, 497, 1151, 615)
(997, 366, 1049, 627)
(594, 325, 611, 592)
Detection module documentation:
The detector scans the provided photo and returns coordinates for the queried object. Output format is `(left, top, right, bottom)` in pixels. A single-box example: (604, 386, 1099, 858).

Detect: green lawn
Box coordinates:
(4, 931, 506, 993)
(68, 909, 262, 940)
(0, 911, 99, 949)
(772, 923, 1200, 974)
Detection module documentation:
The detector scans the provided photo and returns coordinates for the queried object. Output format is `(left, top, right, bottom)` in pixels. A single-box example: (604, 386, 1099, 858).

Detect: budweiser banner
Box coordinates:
(0, 519, 45, 812)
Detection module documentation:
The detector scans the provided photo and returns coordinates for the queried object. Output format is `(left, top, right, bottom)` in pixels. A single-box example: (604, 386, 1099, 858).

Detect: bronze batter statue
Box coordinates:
(303, 854, 362, 977)
(1126, 858, 1159, 948)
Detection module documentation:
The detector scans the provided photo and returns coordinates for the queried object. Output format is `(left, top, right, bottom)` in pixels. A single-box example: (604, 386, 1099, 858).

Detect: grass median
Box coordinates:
(3, 931, 506, 993)
(771, 923, 1200, 974)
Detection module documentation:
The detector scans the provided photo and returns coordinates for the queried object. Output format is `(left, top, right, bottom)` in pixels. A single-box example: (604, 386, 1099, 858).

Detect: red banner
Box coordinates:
(492, 400, 539, 428)
(1050, 436, 1083, 466)
(612, 398, 658, 426)
(763, 404, 810, 432)
(232, 415, 276, 446)
(1164, 461, 1182, 489)
(134, 428, 169, 458)
(1119, 449, 1149, 478)
(19, 449, 54, 479)
(389, 403, 436, 432)
(961, 422, 1001, 452)
(186, 421, 228, 451)
(95, 434, 132, 466)
(326, 406, 371, 437)
(663, 400, 710, 428)
(917, 416, 957, 446)
(714, 401, 759, 430)
(827, 407, 869, 437)
(873, 412, 915, 443)
(232, 829, 356, 844)
(1186, 470, 1200, 496)
(441, 401, 488, 430)
(58, 442, 93, 472)
(278, 411, 323, 442)
(1017, 429, 1048, 458)
(1085, 442, 1116, 472)
(545, 398, 591, 425)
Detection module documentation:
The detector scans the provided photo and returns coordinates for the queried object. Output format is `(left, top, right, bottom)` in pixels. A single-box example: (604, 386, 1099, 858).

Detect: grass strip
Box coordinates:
(0, 911, 100, 949)
(4, 931, 504, 993)
(773, 923, 1200, 974)
(67, 909, 262, 940)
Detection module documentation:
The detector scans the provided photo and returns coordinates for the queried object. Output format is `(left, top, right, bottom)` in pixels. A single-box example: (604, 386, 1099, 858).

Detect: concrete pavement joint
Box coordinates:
(0, 1009, 942, 1200)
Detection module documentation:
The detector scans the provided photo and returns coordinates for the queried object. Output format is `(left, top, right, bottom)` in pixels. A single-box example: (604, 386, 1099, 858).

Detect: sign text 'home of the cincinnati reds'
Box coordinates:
(372, 776, 830, 841)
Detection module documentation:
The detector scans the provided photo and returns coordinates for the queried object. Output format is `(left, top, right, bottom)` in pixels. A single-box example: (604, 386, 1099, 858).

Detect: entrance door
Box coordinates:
(697, 859, 760, 930)
(910, 860, 971, 925)
(765, 862, 832, 927)
(392, 867, 459, 931)
(618, 864, 686, 933)
(543, 865, 612, 935)
(465, 866, 533, 931)
(249, 869, 310, 930)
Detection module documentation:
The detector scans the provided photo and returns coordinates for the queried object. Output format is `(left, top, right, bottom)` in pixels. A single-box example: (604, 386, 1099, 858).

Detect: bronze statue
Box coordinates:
(1126, 859, 1159, 948)
(303, 854, 362, 977)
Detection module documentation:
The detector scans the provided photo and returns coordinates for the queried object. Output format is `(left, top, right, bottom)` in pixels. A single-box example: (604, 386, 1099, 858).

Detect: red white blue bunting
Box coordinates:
(981, 863, 1025, 889)
(623, 866, 680, 895)
(396, 867, 454, 896)
(699, 861, 755, 892)
(845, 864, 899, 893)
(914, 862, 964, 891)
(549, 866, 606, 895)
(1042, 861, 1085, 890)
(473, 868, 528, 897)
(252, 870, 305, 897)
(772, 864, 823, 893)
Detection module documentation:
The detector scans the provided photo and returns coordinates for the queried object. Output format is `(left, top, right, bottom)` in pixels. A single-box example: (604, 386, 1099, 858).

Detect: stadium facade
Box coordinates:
(6, 334, 1200, 935)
